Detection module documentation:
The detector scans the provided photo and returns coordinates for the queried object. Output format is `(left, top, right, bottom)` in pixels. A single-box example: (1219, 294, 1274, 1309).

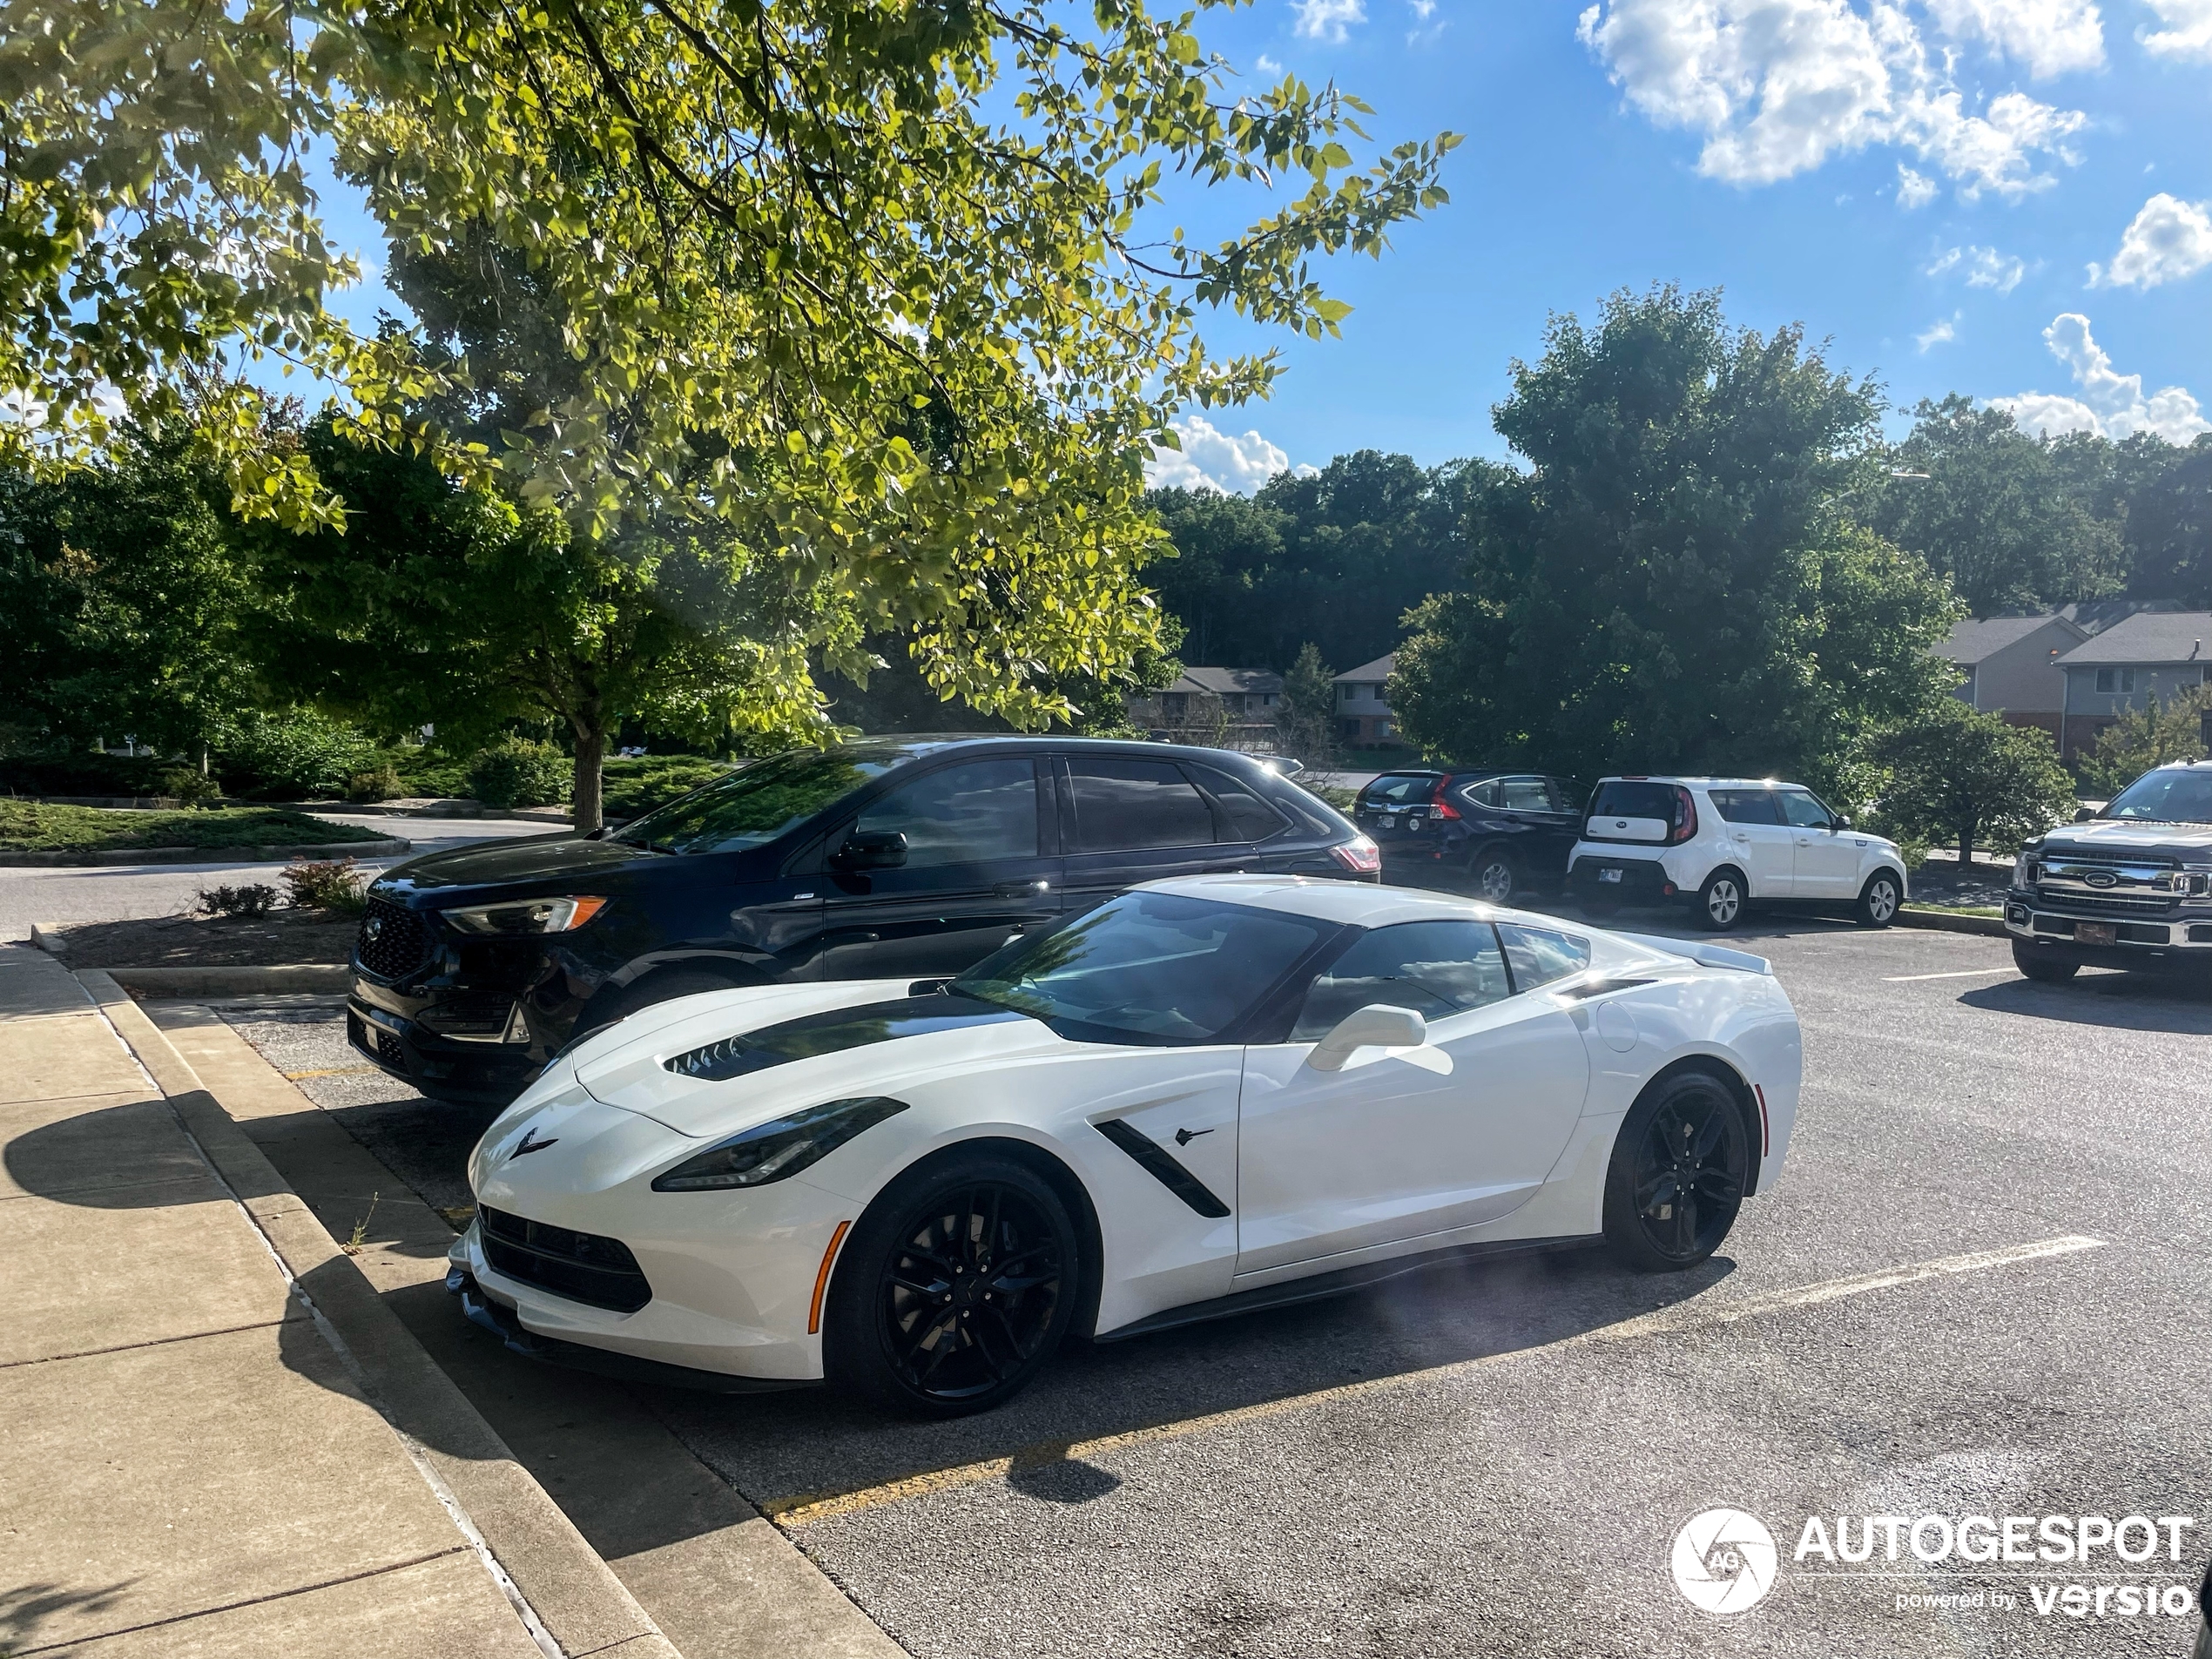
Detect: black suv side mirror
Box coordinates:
(2074, 806, 2097, 823)
(833, 829, 908, 871)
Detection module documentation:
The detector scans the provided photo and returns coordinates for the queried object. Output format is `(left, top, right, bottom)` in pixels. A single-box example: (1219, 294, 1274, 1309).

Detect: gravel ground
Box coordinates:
(204, 915, 2212, 1659)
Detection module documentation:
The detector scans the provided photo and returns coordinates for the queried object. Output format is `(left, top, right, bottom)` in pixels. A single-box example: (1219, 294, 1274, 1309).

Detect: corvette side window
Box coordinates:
(853, 759, 1039, 867)
(1496, 924, 1592, 991)
(1291, 921, 1510, 1041)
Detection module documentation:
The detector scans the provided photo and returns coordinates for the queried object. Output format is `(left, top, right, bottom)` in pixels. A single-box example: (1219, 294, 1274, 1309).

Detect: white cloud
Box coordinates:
(1575, 0, 2088, 198)
(2090, 193, 2212, 289)
(1926, 242, 2027, 293)
(2140, 0, 2212, 61)
(1995, 314, 2210, 442)
(1409, 0, 1438, 16)
(1897, 164, 1939, 206)
(1917, 313, 1961, 350)
(1292, 0, 1366, 43)
(1147, 416, 1308, 494)
(1256, 52, 1285, 72)
(1923, 0, 2103, 77)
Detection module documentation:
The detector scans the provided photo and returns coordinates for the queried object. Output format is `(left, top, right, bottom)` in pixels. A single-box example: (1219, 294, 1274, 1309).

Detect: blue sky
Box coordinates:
(305, 2, 2212, 493)
(1142, 0, 2212, 489)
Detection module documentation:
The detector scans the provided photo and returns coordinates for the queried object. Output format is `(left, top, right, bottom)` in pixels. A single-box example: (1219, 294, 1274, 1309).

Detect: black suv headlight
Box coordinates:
(442, 896, 609, 935)
(650, 1097, 908, 1191)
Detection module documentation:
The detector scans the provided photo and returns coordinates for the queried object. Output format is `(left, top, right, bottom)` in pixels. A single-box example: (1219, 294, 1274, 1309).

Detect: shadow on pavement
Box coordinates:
(1, 1580, 138, 1655)
(1959, 972, 2212, 1033)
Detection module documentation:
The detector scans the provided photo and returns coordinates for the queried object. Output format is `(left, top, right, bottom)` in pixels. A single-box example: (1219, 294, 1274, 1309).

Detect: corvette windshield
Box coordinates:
(2101, 768, 2212, 825)
(953, 892, 1330, 1046)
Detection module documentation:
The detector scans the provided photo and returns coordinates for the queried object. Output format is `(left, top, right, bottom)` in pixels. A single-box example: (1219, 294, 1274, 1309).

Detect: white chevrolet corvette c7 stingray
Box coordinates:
(448, 874, 1803, 1414)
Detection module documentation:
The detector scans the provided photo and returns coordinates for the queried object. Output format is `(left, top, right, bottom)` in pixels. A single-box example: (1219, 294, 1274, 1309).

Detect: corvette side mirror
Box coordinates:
(1307, 1003, 1426, 1072)
(833, 829, 908, 871)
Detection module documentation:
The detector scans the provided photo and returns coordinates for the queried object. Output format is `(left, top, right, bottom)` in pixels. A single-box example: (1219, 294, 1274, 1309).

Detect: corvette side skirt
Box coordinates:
(1093, 1234, 1597, 1344)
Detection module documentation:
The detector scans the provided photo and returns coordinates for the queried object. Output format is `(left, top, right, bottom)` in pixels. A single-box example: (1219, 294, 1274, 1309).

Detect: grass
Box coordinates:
(1903, 900, 2005, 917)
(0, 801, 387, 853)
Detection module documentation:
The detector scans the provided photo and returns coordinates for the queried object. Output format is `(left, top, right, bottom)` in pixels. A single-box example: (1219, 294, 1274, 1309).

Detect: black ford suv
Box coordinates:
(1351, 768, 1584, 904)
(348, 735, 1379, 1103)
(2008, 759, 2212, 981)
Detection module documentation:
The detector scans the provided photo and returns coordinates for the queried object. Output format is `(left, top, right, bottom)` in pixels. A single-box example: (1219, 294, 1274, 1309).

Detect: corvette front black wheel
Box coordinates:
(1602, 1071, 1750, 1272)
(825, 1153, 1077, 1418)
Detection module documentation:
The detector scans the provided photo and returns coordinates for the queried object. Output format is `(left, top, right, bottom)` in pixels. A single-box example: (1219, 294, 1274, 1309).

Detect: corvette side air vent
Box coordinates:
(663, 1035, 777, 1082)
(1096, 1119, 1231, 1218)
(1552, 976, 1657, 1001)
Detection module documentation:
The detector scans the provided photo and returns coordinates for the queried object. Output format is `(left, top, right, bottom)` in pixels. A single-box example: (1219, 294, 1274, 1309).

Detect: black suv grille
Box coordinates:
(356, 898, 432, 980)
(480, 1205, 651, 1312)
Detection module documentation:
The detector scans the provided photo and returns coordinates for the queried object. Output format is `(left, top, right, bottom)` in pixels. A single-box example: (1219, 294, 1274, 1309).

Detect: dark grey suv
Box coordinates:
(347, 735, 1379, 1103)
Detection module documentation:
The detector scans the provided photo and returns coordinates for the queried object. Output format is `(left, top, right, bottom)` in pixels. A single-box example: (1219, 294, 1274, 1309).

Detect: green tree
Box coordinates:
(1877, 699, 2077, 865)
(1276, 642, 1340, 769)
(1390, 287, 1962, 792)
(1870, 396, 2125, 615)
(2075, 686, 2212, 800)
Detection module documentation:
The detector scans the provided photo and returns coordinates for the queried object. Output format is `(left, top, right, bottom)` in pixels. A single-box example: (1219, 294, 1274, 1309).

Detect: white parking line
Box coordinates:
(1883, 968, 2020, 982)
(759, 1234, 2106, 1527)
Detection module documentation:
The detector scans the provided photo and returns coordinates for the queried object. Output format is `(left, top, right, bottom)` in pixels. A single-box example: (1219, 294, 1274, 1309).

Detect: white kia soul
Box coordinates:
(1567, 777, 1910, 930)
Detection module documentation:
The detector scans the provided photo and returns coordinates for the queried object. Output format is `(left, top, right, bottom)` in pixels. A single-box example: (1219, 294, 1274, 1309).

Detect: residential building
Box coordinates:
(1932, 613, 2088, 741)
(1333, 653, 1406, 746)
(2054, 611, 2212, 758)
(1127, 667, 1283, 752)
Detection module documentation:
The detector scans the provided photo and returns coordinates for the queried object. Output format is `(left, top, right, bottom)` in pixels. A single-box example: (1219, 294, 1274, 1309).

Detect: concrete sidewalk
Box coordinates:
(0, 943, 552, 1656)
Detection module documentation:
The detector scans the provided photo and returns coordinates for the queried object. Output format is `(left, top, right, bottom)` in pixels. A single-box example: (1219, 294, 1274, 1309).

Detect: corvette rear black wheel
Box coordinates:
(825, 1153, 1076, 1417)
(1602, 1071, 1750, 1271)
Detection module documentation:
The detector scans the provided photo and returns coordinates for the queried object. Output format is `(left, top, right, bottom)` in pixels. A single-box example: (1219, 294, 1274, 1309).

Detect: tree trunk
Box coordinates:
(1959, 815, 1975, 868)
(571, 713, 608, 835)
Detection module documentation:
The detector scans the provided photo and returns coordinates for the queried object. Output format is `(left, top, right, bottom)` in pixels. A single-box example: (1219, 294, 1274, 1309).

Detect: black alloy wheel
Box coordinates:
(826, 1154, 1076, 1417)
(1602, 1072, 1750, 1271)
(1471, 848, 1519, 905)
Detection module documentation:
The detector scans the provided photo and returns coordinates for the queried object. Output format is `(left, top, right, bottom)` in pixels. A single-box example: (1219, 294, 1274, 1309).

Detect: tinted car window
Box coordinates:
(1708, 788, 1782, 825)
(1364, 773, 1440, 807)
(954, 892, 1330, 1045)
(1777, 790, 1833, 829)
(1461, 778, 1502, 808)
(1588, 781, 1677, 820)
(2106, 768, 2212, 823)
(615, 750, 895, 853)
(1190, 765, 1291, 843)
(1291, 921, 1510, 1041)
(1499, 775, 1554, 813)
(1497, 923, 1592, 990)
(853, 759, 1037, 867)
(1069, 758, 1214, 851)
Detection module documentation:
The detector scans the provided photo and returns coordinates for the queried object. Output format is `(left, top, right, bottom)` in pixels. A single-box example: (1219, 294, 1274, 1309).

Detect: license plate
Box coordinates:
(2076, 921, 2117, 947)
(1598, 867, 1623, 885)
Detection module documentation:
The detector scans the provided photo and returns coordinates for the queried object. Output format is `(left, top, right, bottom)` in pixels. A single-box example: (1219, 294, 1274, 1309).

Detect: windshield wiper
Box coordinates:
(609, 837, 678, 854)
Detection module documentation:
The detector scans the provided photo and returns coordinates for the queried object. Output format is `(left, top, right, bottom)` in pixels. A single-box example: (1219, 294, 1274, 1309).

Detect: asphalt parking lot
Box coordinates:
(206, 913, 2212, 1657)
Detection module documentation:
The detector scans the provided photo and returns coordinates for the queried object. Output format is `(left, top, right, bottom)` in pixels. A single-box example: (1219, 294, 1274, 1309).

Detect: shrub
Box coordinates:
(215, 709, 376, 799)
(466, 738, 572, 810)
(282, 858, 367, 914)
(2075, 685, 2211, 800)
(1875, 700, 2076, 865)
(347, 764, 403, 803)
(158, 766, 224, 807)
(198, 883, 278, 919)
(600, 755, 733, 819)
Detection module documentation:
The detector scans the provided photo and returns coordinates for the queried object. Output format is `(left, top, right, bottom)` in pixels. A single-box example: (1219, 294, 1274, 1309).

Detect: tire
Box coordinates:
(824, 1151, 1079, 1418)
(2012, 941, 2080, 983)
(1854, 869, 1902, 928)
(1469, 846, 1521, 906)
(1695, 869, 1746, 931)
(1602, 1070, 1751, 1272)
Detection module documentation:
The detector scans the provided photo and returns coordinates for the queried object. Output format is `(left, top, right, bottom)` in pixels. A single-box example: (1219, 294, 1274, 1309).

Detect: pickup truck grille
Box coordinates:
(2032, 854, 2181, 918)
(2031, 888, 2174, 917)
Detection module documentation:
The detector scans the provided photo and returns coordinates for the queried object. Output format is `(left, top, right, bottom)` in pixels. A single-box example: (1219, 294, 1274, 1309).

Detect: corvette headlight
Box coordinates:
(651, 1096, 908, 1191)
(442, 895, 609, 936)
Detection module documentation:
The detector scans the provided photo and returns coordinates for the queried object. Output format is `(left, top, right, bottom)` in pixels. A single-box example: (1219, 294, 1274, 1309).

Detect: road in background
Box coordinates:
(0, 813, 567, 942)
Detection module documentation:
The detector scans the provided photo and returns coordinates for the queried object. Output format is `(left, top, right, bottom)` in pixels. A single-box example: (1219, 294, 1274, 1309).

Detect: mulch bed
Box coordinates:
(50, 908, 358, 968)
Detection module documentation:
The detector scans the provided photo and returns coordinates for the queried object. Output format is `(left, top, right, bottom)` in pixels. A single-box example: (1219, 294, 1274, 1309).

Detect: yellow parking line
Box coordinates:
(759, 1234, 2105, 1528)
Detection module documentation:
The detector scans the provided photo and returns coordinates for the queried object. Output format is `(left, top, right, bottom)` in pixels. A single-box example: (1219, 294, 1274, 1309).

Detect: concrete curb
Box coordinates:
(0, 837, 409, 867)
(78, 969, 684, 1659)
(103, 963, 354, 997)
(1896, 907, 2009, 938)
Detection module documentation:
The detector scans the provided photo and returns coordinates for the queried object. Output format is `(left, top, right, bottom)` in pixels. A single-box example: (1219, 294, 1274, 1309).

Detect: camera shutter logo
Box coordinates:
(1671, 1508, 1779, 1614)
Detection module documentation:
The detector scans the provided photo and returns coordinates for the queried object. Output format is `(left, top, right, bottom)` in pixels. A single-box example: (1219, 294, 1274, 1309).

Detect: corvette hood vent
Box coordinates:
(662, 994, 1035, 1083)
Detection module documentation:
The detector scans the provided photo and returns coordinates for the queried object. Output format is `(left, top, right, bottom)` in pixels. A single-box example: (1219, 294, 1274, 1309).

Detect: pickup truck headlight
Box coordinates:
(442, 896, 609, 936)
(651, 1096, 909, 1191)
(2013, 853, 2036, 887)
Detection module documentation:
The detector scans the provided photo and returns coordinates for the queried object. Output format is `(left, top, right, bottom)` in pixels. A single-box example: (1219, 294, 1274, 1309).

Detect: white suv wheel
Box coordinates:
(1699, 873, 1743, 930)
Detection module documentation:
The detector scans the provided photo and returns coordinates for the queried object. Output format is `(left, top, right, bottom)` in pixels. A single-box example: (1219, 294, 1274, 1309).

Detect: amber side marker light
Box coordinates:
(808, 1220, 853, 1335)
